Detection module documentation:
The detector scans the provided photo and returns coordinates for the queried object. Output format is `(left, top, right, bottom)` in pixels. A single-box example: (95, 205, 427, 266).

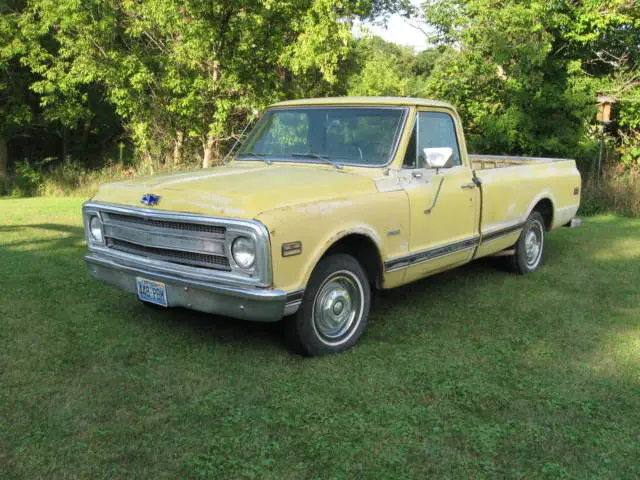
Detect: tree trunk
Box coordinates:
(172, 130, 184, 169)
(202, 135, 217, 168)
(141, 149, 154, 172)
(62, 125, 70, 161)
(80, 119, 91, 161)
(0, 136, 7, 178)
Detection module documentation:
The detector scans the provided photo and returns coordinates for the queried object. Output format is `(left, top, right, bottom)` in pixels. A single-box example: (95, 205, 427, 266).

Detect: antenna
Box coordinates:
(222, 109, 259, 165)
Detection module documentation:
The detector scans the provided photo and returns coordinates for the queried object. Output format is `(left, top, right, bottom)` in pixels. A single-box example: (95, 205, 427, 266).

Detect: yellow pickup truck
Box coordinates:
(83, 97, 581, 355)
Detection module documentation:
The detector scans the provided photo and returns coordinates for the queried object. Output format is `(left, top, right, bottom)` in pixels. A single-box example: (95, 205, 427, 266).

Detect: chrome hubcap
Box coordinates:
(524, 222, 543, 266)
(313, 272, 362, 342)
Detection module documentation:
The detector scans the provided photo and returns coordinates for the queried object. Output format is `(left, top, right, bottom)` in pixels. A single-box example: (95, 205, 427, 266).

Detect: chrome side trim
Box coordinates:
(385, 235, 480, 272)
(286, 289, 305, 303)
(470, 154, 571, 163)
(480, 222, 525, 244)
(383, 221, 526, 273)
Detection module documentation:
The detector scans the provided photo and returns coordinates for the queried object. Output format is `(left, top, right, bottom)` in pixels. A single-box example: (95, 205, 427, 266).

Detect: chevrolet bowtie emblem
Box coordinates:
(141, 193, 161, 206)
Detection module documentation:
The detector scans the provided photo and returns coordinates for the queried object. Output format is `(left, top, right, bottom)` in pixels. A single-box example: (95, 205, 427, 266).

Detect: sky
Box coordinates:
(353, 0, 428, 51)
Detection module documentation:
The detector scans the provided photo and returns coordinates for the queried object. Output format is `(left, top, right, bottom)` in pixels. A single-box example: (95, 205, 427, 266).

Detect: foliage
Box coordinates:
(345, 36, 438, 96)
(580, 166, 640, 217)
(9, 0, 411, 170)
(1, 0, 639, 210)
(616, 94, 640, 168)
(420, 0, 606, 157)
(4, 157, 160, 198)
(14, 158, 44, 195)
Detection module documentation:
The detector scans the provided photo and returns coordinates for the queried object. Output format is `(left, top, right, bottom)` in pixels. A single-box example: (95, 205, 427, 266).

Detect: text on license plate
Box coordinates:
(136, 277, 168, 307)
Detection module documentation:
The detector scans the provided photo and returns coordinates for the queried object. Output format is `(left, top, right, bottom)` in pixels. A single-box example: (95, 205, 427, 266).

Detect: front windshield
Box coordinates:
(236, 107, 407, 166)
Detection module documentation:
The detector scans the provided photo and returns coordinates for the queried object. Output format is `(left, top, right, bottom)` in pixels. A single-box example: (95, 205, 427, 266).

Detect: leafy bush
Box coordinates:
(619, 144, 640, 169)
(3, 157, 153, 198)
(580, 166, 640, 217)
(14, 160, 45, 196)
(38, 159, 152, 197)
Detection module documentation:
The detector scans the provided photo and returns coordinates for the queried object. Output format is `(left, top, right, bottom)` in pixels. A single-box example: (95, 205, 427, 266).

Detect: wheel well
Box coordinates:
(533, 198, 553, 231)
(321, 234, 382, 288)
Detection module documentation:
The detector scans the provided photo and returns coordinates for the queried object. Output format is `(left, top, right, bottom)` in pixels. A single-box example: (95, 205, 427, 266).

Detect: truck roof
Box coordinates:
(270, 96, 455, 109)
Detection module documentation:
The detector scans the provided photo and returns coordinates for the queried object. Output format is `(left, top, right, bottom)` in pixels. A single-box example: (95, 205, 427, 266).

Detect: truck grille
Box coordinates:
(101, 211, 230, 271)
(104, 212, 225, 238)
(107, 238, 231, 270)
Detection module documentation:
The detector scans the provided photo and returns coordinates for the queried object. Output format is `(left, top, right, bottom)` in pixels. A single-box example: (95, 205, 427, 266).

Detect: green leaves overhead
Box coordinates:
(420, 0, 639, 160)
(1, 0, 638, 173)
(6, 0, 410, 167)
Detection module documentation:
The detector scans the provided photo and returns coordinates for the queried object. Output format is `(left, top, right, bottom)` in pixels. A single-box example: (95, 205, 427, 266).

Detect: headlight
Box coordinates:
(89, 215, 104, 243)
(231, 236, 255, 269)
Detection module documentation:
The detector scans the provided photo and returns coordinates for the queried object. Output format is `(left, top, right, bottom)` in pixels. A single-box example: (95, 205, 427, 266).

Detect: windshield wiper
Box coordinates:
(290, 152, 343, 170)
(236, 151, 273, 165)
(237, 151, 265, 158)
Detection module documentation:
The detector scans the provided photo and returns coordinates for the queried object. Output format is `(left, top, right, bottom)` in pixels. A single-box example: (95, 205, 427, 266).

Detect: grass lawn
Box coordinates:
(1, 197, 639, 479)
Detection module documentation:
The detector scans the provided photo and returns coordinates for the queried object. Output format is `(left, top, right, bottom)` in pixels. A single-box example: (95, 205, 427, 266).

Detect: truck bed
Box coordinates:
(470, 154, 571, 171)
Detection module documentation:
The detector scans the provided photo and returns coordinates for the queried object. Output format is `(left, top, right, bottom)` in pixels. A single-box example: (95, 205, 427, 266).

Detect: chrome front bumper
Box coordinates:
(85, 252, 303, 322)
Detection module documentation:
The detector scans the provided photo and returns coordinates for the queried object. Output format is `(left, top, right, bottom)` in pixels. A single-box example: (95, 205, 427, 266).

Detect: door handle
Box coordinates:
(412, 171, 423, 179)
(460, 182, 476, 189)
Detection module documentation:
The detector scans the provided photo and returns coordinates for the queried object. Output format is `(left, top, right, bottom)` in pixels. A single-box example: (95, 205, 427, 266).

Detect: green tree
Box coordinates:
(345, 36, 438, 96)
(19, 0, 411, 169)
(421, 0, 640, 164)
(0, 0, 31, 177)
(421, 0, 601, 157)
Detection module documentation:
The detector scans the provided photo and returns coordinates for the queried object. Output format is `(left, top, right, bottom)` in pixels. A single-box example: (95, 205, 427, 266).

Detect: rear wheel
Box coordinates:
(285, 254, 370, 356)
(508, 211, 545, 274)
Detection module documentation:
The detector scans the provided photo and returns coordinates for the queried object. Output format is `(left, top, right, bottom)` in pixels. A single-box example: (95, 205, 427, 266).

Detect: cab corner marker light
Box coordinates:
(282, 241, 302, 257)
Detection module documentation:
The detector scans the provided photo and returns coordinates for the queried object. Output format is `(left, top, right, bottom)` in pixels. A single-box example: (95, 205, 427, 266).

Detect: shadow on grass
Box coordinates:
(0, 223, 85, 249)
(0, 221, 508, 353)
(0, 222, 287, 352)
(2, 218, 638, 363)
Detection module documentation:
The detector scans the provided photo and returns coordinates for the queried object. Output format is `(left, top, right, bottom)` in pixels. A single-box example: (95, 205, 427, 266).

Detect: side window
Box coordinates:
(416, 111, 461, 168)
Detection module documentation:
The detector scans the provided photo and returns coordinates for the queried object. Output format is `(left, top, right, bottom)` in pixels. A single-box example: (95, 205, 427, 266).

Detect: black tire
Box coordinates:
(285, 254, 371, 356)
(508, 211, 545, 275)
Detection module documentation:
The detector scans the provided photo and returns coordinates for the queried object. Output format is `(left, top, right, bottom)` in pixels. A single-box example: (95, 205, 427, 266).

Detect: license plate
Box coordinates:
(136, 277, 168, 307)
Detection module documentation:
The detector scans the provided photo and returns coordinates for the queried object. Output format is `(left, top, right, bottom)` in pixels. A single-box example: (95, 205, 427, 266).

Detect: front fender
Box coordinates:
(255, 191, 410, 292)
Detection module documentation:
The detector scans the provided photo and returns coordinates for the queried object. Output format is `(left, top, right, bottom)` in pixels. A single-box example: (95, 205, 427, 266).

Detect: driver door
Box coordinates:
(400, 109, 480, 282)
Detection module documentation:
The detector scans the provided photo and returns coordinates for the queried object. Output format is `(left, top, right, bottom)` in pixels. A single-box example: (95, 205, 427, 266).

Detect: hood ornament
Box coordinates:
(141, 193, 161, 206)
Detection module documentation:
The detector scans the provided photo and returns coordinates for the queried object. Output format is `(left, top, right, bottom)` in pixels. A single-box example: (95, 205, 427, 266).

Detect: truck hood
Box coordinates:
(91, 163, 376, 219)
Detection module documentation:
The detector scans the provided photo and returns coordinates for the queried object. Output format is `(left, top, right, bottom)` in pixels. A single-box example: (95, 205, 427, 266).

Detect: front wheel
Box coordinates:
(508, 211, 545, 274)
(285, 254, 371, 356)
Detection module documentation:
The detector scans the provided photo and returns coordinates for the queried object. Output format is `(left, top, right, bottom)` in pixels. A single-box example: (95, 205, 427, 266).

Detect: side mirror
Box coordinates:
(422, 147, 453, 169)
